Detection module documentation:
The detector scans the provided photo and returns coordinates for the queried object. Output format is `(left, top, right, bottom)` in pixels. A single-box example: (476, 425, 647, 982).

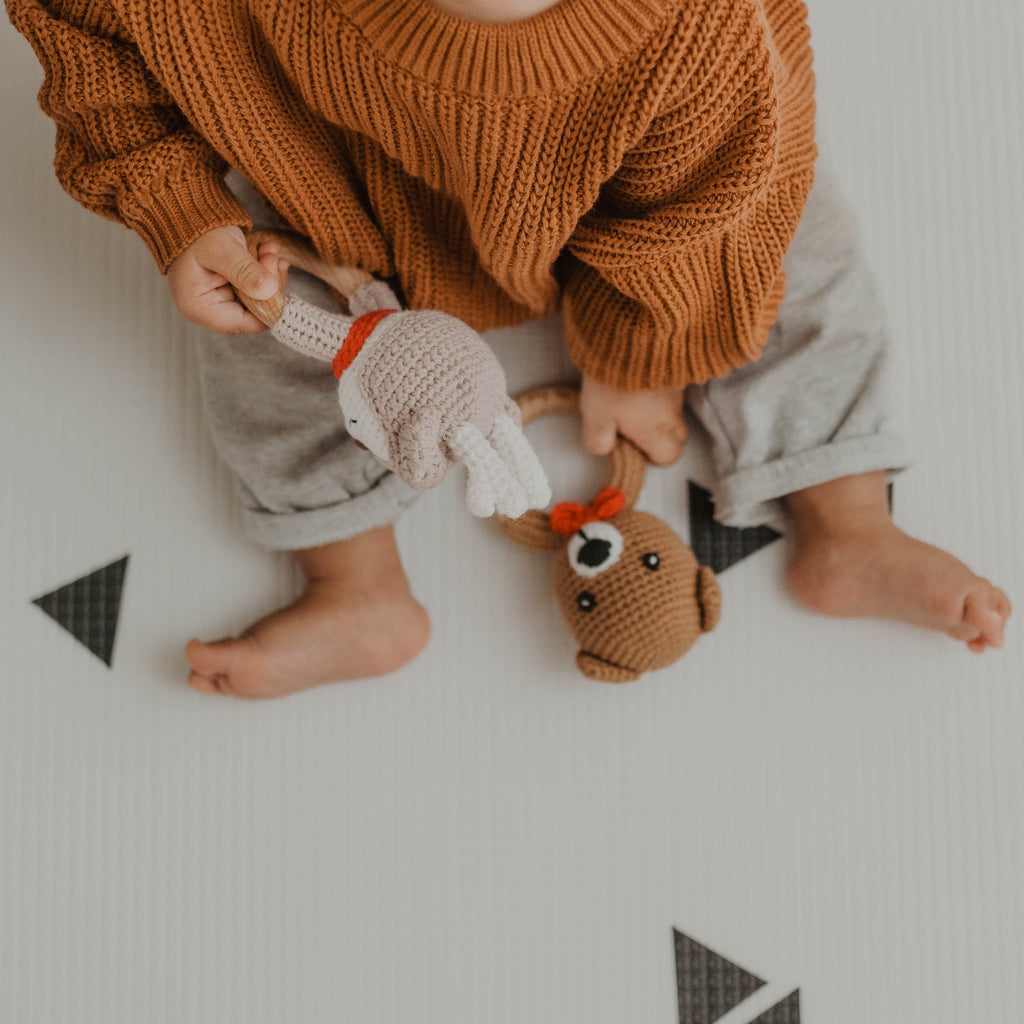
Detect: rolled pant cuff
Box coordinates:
(241, 473, 420, 551)
(711, 433, 911, 530)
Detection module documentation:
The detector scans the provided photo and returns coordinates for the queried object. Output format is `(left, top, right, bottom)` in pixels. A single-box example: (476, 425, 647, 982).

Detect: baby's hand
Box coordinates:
(167, 225, 288, 335)
(579, 374, 687, 466)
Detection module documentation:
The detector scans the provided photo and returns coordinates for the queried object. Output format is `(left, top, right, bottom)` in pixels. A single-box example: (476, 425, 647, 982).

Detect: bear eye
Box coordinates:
(641, 552, 660, 570)
(577, 591, 597, 612)
(567, 521, 623, 579)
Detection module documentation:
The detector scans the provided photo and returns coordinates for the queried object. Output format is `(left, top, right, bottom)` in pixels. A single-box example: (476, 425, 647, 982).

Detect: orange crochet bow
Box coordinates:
(549, 487, 627, 536)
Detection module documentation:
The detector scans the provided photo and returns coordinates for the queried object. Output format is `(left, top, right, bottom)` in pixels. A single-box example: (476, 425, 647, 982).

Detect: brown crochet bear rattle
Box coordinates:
(500, 385, 722, 682)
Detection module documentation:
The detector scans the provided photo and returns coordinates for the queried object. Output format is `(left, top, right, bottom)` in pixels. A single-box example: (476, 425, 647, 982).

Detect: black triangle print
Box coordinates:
(32, 555, 129, 667)
(674, 929, 767, 1024)
(748, 989, 800, 1024)
(687, 482, 782, 574)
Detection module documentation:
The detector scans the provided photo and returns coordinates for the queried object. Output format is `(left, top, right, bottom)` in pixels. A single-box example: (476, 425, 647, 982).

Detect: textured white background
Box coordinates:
(1, 2, 1022, 1021)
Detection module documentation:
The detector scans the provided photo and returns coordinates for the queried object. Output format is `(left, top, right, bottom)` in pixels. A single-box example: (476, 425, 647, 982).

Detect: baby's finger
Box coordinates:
(581, 413, 618, 457)
(205, 232, 279, 300)
(627, 419, 688, 466)
(276, 257, 290, 288)
(198, 293, 269, 335)
(254, 246, 289, 288)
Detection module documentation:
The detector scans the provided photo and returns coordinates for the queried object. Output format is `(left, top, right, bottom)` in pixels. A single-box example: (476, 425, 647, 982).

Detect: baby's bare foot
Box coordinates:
(185, 526, 430, 699)
(787, 519, 1011, 652)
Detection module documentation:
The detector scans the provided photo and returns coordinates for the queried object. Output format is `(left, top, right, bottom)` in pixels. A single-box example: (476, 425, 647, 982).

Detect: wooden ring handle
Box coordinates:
(499, 384, 648, 550)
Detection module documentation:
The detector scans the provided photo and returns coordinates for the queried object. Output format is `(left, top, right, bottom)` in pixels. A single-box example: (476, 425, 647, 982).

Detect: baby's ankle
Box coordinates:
(293, 525, 411, 589)
(786, 471, 892, 539)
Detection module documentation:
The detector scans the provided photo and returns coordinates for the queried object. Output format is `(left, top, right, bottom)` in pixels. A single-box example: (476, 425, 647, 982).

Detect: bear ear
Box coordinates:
(696, 565, 722, 633)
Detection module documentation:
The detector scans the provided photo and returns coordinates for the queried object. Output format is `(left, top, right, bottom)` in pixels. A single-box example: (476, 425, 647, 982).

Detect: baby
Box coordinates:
(9, 0, 1010, 698)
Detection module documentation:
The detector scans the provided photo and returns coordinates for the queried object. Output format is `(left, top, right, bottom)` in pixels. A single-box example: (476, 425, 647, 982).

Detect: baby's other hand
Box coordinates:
(167, 225, 289, 335)
(579, 374, 687, 466)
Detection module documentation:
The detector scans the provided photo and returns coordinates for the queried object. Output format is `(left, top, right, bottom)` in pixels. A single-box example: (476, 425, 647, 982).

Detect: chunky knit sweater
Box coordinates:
(8, 0, 816, 389)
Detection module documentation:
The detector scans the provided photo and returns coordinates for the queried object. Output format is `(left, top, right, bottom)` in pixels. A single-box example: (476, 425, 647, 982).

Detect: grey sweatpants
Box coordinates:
(194, 150, 909, 549)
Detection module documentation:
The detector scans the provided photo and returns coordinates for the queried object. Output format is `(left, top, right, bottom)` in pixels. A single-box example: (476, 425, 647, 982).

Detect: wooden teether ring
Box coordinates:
(499, 384, 648, 549)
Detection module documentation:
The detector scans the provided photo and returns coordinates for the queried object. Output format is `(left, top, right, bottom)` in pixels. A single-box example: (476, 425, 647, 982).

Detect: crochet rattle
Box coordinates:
(499, 385, 722, 682)
(235, 230, 551, 519)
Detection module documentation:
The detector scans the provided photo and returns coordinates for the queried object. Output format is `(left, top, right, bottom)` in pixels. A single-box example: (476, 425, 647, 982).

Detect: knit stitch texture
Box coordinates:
(261, 285, 550, 513)
(8, 0, 816, 388)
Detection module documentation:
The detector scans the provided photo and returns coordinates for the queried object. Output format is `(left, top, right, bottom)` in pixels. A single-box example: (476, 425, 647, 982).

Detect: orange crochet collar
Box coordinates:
(332, 309, 395, 379)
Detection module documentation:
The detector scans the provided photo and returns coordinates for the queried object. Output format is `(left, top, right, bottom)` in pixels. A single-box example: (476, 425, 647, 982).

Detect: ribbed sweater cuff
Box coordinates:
(562, 171, 814, 390)
(120, 172, 253, 273)
(563, 269, 787, 391)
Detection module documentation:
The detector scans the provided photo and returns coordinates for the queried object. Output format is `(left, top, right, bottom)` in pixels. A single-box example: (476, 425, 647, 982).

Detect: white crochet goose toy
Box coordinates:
(237, 231, 551, 519)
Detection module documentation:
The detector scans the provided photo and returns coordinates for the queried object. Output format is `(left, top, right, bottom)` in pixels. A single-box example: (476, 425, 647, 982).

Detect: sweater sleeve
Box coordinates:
(559, 0, 816, 390)
(7, 0, 251, 271)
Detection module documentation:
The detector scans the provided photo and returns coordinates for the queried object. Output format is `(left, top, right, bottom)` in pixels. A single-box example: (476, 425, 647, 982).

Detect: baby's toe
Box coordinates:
(187, 669, 223, 693)
(960, 584, 1010, 650)
(187, 636, 229, 674)
(185, 636, 254, 695)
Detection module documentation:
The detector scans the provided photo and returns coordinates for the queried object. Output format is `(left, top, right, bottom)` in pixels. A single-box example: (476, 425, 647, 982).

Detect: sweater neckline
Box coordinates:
(335, 0, 675, 95)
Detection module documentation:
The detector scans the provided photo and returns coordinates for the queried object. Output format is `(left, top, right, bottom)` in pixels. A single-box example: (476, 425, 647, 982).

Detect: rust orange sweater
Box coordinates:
(8, 0, 816, 389)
